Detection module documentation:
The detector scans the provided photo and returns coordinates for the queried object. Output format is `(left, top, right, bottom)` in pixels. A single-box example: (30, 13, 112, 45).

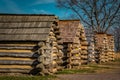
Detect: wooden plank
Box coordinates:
(0, 34, 48, 41)
(0, 68, 31, 73)
(0, 46, 34, 50)
(0, 49, 33, 53)
(0, 42, 37, 47)
(0, 28, 50, 34)
(0, 60, 36, 65)
(0, 22, 53, 28)
(0, 52, 39, 58)
(81, 46, 88, 50)
(0, 15, 56, 22)
(0, 65, 32, 69)
(0, 57, 34, 61)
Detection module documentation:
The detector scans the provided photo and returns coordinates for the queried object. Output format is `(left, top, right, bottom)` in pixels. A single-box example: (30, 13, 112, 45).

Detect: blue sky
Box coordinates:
(0, 0, 72, 18)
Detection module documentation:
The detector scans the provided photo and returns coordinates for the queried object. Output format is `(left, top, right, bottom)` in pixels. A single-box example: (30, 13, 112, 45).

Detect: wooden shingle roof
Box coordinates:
(0, 14, 58, 41)
(59, 20, 80, 43)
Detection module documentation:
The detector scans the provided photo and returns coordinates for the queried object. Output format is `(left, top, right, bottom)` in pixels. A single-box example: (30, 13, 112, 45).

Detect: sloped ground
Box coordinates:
(57, 70, 120, 80)
(57, 54, 120, 80)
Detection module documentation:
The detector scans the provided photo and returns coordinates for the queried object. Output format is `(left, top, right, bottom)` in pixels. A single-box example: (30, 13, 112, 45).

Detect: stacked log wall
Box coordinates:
(80, 26, 88, 65)
(67, 35, 81, 69)
(62, 27, 81, 69)
(85, 28, 96, 63)
(94, 33, 110, 63)
(107, 35, 115, 61)
(36, 20, 63, 75)
(0, 41, 39, 74)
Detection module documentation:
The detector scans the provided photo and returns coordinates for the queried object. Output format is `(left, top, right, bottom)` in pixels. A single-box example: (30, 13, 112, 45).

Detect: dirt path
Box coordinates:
(57, 57, 120, 80)
(57, 73, 120, 80)
(57, 69, 120, 80)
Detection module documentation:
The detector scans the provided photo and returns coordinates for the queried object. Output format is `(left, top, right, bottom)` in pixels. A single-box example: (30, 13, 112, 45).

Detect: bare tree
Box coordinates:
(56, 0, 120, 33)
(114, 11, 120, 52)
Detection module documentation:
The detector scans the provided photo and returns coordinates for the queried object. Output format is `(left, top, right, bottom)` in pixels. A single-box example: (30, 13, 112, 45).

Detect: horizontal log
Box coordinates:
(79, 35, 86, 39)
(70, 62, 80, 66)
(55, 59, 63, 64)
(56, 35, 61, 40)
(48, 36, 57, 41)
(71, 49, 80, 54)
(52, 61, 57, 65)
(54, 31, 60, 34)
(81, 60, 88, 64)
(70, 56, 81, 60)
(81, 38, 87, 41)
(0, 46, 34, 50)
(49, 68, 57, 73)
(0, 43, 36, 47)
(0, 65, 32, 69)
(73, 40, 80, 44)
(81, 46, 88, 50)
(72, 44, 79, 48)
(0, 68, 32, 73)
(57, 66, 63, 71)
(0, 49, 33, 53)
(81, 56, 88, 60)
(52, 47, 58, 53)
(49, 32, 55, 36)
(0, 52, 39, 58)
(0, 60, 38, 65)
(57, 45, 63, 49)
(52, 42, 58, 47)
(52, 25, 59, 30)
(57, 41, 63, 44)
(52, 53, 57, 57)
(81, 50, 88, 55)
(0, 57, 34, 61)
(81, 41, 88, 46)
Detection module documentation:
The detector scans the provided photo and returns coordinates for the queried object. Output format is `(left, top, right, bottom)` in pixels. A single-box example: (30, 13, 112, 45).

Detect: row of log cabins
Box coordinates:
(94, 33, 115, 63)
(85, 29, 115, 64)
(0, 14, 115, 75)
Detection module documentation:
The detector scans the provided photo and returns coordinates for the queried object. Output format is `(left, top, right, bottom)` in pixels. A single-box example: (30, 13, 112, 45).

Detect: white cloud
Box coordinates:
(32, 9, 49, 14)
(32, 0, 55, 5)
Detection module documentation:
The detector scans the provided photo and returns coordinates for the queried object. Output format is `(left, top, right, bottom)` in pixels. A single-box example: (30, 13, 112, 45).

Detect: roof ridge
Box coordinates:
(0, 13, 55, 16)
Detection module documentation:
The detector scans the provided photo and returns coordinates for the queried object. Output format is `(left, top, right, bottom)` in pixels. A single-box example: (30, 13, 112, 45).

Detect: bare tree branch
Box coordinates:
(56, 0, 120, 33)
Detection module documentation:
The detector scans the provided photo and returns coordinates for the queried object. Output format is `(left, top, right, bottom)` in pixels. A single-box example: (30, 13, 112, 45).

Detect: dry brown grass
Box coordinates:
(115, 53, 120, 59)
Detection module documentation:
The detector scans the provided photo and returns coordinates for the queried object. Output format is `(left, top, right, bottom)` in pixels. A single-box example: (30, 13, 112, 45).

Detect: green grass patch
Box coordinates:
(56, 64, 113, 74)
(88, 64, 111, 69)
(114, 58, 120, 62)
(0, 75, 57, 80)
(56, 68, 95, 74)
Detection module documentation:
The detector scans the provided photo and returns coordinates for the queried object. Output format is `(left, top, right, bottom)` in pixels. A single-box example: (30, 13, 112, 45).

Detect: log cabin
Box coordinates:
(85, 28, 96, 63)
(59, 20, 88, 69)
(0, 14, 63, 75)
(107, 34, 115, 61)
(85, 30, 115, 64)
(94, 33, 115, 63)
